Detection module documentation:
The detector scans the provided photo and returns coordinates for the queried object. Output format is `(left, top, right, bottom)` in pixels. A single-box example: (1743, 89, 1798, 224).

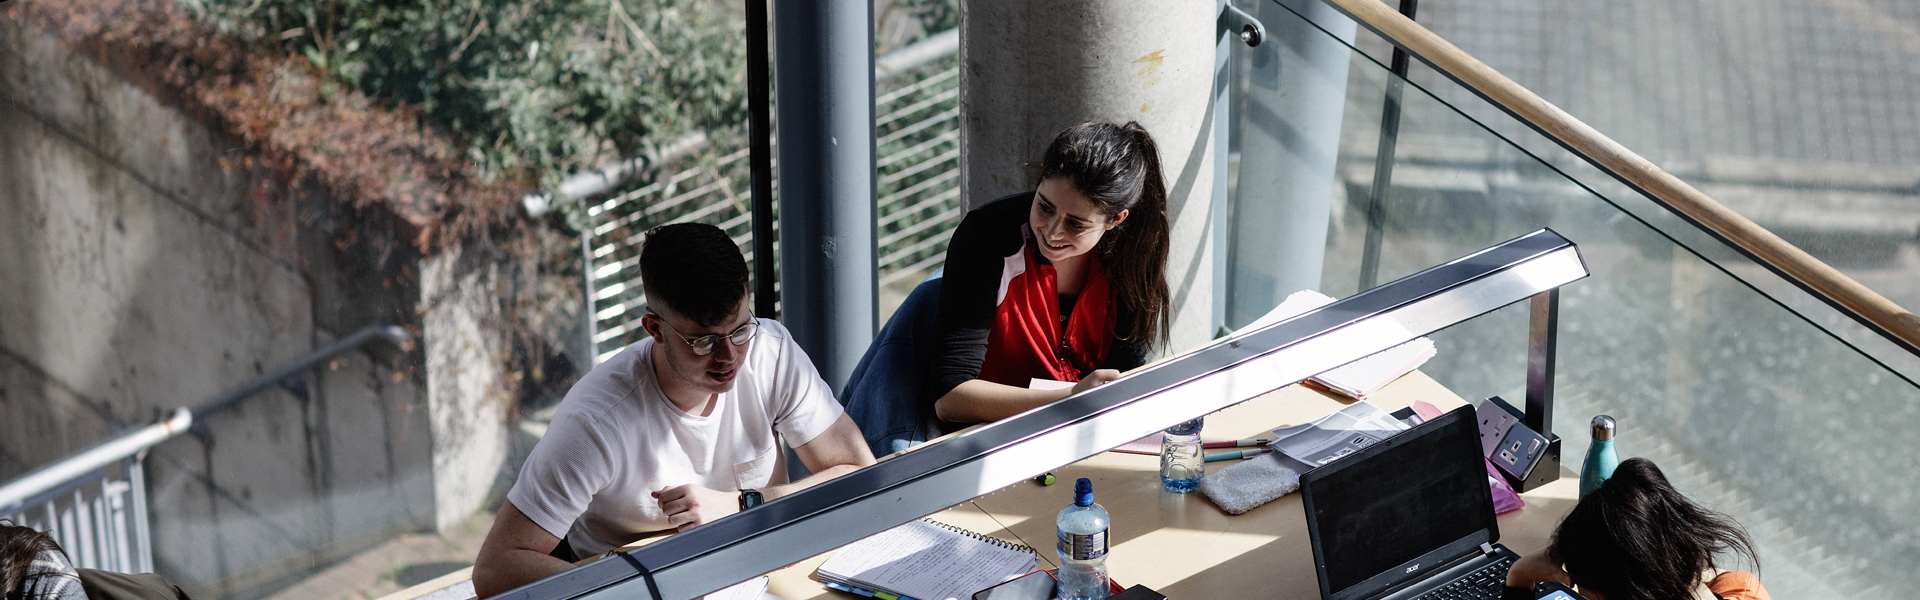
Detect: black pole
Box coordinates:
(1357, 0, 1417, 291)
(1525, 288, 1559, 436)
(747, 0, 778, 319)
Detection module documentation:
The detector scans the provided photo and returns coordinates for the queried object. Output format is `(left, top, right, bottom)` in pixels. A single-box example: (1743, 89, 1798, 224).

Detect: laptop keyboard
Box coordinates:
(1409, 555, 1515, 600)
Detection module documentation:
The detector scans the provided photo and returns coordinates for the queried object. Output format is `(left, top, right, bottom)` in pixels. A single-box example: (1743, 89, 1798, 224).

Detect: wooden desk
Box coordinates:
(765, 372, 1581, 600)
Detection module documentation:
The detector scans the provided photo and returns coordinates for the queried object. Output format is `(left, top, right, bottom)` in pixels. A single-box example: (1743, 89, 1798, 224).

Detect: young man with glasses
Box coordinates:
(474, 223, 876, 598)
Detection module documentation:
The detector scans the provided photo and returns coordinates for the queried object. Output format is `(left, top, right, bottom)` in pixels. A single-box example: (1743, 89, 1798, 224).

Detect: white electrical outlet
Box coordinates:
(1476, 398, 1520, 457)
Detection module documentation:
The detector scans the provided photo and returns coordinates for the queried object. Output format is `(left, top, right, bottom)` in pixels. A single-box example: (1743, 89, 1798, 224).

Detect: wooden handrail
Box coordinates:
(1319, 0, 1920, 356)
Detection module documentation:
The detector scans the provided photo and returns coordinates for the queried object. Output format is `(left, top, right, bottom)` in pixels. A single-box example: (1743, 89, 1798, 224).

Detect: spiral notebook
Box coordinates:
(816, 519, 1039, 600)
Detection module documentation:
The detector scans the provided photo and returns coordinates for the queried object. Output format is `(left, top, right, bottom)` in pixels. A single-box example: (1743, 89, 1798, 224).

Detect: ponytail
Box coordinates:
(1037, 121, 1171, 349)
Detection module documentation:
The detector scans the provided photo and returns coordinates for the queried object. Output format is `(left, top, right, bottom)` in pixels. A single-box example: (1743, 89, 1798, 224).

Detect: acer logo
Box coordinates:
(1406, 564, 1419, 573)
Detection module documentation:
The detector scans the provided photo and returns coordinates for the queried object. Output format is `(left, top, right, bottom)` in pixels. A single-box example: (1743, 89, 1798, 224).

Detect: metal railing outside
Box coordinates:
(0, 408, 189, 574)
(584, 31, 962, 364)
(3, 461, 150, 574)
(0, 325, 408, 574)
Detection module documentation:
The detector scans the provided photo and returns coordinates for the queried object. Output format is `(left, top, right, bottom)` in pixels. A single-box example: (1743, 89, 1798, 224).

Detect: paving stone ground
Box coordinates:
(261, 512, 492, 600)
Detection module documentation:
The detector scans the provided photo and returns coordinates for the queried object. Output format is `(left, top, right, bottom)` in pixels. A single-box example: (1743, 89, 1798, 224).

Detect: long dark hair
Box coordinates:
(1036, 121, 1171, 349)
(1550, 458, 1759, 600)
(1, 519, 77, 598)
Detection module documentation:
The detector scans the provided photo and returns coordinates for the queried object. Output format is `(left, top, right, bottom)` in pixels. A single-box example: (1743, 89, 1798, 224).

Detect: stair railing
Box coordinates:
(0, 324, 410, 573)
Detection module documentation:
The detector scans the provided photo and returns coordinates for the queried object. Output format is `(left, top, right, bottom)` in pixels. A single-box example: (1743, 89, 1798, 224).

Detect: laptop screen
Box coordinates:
(1303, 406, 1495, 600)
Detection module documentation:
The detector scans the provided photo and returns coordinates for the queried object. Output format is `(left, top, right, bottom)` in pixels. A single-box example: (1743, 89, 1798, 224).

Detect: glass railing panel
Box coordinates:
(1407, 0, 1920, 312)
(1226, 1, 1920, 598)
(1346, 1, 1920, 382)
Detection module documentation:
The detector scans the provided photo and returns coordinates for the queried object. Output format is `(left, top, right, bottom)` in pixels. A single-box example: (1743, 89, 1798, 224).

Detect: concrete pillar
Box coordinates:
(961, 0, 1220, 353)
(774, 0, 877, 392)
(1225, 0, 1356, 328)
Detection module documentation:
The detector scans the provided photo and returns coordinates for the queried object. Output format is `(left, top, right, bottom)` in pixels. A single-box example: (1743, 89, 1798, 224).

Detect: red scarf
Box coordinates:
(977, 241, 1116, 386)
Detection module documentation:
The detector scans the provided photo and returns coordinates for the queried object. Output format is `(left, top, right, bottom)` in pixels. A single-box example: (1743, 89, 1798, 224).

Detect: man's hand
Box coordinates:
(1505, 549, 1572, 590)
(652, 484, 741, 531)
(1070, 369, 1121, 395)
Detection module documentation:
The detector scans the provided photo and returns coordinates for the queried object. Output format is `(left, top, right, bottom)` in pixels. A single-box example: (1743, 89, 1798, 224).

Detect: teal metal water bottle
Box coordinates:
(1579, 415, 1618, 497)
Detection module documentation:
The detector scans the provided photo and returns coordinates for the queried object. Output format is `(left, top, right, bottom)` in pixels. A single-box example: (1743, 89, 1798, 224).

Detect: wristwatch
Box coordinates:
(738, 489, 764, 511)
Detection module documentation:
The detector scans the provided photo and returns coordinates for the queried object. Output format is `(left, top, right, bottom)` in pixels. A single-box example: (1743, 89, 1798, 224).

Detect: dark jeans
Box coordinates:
(840, 275, 946, 458)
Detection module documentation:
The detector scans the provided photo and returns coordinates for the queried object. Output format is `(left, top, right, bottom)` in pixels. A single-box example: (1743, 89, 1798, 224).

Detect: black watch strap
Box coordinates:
(738, 489, 764, 510)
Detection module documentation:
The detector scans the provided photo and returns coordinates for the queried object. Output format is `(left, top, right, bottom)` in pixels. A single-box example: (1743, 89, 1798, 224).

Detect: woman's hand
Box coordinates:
(1070, 369, 1121, 395)
(1506, 550, 1572, 590)
(936, 369, 1126, 422)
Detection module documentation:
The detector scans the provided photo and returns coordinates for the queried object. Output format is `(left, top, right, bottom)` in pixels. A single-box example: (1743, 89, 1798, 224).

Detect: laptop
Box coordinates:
(1300, 404, 1520, 600)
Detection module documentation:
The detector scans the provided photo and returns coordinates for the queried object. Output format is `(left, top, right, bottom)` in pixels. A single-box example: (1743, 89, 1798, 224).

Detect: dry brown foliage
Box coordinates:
(3, 0, 533, 252)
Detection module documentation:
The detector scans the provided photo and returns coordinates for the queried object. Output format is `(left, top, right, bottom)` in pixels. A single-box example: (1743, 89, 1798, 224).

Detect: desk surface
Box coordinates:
(764, 372, 1581, 600)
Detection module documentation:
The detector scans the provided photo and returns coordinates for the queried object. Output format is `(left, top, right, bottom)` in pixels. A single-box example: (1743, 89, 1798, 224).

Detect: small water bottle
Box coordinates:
(1579, 415, 1619, 497)
(1160, 418, 1204, 492)
(1056, 478, 1110, 600)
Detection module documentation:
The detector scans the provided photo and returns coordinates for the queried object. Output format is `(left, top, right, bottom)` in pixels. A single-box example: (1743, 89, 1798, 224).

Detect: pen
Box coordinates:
(1204, 447, 1273, 462)
(825, 582, 875, 596)
(1201, 438, 1271, 449)
(826, 581, 918, 600)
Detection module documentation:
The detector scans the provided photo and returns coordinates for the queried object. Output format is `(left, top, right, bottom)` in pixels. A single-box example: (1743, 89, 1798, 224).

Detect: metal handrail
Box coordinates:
(0, 408, 189, 513)
(0, 324, 411, 511)
(533, 27, 960, 220)
(1320, 0, 1920, 356)
(192, 324, 410, 418)
(584, 31, 962, 359)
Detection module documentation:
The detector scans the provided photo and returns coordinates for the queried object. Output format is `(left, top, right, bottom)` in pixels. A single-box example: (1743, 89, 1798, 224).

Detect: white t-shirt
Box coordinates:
(507, 319, 845, 556)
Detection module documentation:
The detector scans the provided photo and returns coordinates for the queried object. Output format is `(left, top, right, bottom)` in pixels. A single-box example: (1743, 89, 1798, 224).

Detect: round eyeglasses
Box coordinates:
(650, 312, 758, 356)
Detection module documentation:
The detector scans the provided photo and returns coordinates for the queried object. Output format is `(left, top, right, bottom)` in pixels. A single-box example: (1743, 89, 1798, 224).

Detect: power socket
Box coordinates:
(1477, 396, 1551, 485)
(1476, 396, 1521, 457)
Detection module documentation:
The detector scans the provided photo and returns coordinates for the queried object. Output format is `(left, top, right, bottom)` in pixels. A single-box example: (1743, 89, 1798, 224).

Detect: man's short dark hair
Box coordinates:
(640, 223, 749, 327)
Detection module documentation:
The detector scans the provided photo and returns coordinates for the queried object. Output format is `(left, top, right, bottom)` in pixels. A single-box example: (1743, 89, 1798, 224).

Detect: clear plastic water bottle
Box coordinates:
(1055, 478, 1110, 600)
(1160, 417, 1204, 492)
(1579, 415, 1619, 497)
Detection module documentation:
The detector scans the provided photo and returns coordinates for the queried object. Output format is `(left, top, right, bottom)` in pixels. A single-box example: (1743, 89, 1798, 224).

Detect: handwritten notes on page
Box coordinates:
(816, 519, 1038, 600)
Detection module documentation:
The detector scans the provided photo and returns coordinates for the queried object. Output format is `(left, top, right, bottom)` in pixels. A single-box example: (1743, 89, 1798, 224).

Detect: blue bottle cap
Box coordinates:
(1074, 478, 1094, 506)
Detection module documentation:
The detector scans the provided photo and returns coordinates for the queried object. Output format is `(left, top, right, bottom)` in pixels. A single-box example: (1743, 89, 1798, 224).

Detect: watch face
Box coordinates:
(739, 489, 763, 510)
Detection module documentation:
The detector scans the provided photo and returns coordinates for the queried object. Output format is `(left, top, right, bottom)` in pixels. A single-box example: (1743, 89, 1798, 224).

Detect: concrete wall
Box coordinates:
(0, 18, 520, 599)
(420, 247, 512, 535)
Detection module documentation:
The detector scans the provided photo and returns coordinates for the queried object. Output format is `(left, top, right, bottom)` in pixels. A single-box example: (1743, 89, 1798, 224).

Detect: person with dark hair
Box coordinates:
(1, 521, 188, 600)
(1, 520, 84, 600)
(839, 121, 1173, 456)
(1503, 458, 1769, 600)
(927, 120, 1171, 423)
(474, 222, 876, 598)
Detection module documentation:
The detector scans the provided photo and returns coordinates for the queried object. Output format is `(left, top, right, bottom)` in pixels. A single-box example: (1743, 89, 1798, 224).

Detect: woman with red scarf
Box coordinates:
(839, 121, 1172, 457)
(926, 121, 1171, 423)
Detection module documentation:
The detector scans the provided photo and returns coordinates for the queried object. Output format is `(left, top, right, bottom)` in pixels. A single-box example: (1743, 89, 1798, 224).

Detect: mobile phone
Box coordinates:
(972, 570, 1056, 600)
(1534, 581, 1587, 600)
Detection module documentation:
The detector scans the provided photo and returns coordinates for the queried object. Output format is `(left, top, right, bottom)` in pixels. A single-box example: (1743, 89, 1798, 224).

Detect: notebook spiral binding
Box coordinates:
(923, 519, 1036, 554)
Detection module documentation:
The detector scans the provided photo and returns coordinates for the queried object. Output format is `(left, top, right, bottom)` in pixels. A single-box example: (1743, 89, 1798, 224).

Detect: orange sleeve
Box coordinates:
(1709, 571, 1770, 600)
